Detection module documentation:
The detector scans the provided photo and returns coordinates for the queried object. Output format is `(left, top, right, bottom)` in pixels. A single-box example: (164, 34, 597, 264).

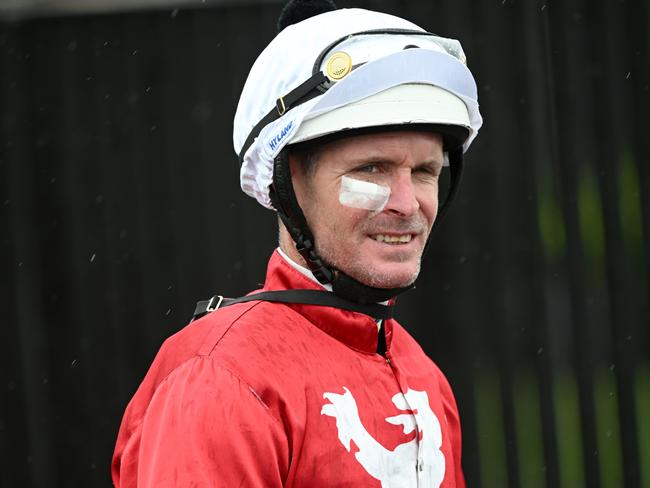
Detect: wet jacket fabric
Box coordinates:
(112, 250, 465, 487)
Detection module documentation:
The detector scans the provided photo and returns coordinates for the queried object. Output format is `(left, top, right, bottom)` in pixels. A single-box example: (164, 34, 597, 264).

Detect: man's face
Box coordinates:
(289, 129, 444, 289)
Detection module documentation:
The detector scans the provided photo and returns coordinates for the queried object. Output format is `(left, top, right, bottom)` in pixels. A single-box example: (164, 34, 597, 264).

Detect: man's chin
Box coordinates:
(317, 246, 421, 290)
(365, 275, 418, 290)
(345, 263, 420, 290)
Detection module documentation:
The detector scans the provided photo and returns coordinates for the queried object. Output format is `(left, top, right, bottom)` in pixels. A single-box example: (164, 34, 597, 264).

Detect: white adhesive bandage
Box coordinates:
(339, 175, 391, 211)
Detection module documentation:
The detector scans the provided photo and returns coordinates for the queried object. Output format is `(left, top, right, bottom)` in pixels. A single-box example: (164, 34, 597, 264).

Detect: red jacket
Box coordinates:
(112, 251, 465, 487)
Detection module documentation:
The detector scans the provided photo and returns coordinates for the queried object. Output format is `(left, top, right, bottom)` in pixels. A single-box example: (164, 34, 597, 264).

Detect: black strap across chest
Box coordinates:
(192, 289, 394, 322)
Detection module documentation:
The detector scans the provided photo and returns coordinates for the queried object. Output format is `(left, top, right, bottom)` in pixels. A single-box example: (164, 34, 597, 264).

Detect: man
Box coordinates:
(112, 1, 482, 486)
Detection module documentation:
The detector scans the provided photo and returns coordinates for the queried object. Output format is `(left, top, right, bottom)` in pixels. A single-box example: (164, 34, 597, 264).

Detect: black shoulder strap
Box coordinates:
(192, 289, 394, 322)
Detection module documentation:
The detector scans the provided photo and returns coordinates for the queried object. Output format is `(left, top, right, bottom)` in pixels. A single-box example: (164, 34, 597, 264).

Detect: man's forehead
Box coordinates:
(309, 128, 445, 159)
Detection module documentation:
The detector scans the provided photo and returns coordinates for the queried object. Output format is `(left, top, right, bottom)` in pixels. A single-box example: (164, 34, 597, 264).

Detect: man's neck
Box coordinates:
(276, 247, 384, 330)
(276, 247, 333, 292)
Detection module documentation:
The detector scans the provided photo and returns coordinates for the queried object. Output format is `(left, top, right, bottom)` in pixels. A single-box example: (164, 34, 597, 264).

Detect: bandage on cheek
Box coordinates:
(339, 175, 391, 211)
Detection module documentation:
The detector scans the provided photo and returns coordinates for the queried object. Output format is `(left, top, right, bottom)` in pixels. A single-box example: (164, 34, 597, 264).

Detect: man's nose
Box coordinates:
(384, 172, 419, 217)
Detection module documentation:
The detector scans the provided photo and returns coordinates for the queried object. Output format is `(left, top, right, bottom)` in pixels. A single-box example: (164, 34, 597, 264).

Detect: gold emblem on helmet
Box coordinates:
(325, 51, 352, 81)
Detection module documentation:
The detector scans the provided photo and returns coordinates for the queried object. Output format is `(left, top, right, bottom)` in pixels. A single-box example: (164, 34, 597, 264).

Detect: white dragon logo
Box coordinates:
(321, 387, 445, 488)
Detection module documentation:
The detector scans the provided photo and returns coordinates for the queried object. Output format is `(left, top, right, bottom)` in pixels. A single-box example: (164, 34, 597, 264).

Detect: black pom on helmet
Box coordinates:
(277, 0, 338, 32)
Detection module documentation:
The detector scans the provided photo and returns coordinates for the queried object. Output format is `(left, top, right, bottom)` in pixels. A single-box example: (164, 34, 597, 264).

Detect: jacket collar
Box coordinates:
(262, 250, 390, 354)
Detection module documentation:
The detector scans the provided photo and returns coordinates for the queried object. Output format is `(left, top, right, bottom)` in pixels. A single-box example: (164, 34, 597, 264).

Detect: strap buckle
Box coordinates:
(276, 96, 287, 116)
(206, 295, 224, 312)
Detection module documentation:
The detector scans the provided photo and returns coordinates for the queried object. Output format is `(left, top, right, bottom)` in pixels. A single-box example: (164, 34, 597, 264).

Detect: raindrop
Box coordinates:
(145, 86, 151, 93)
(541, 4, 546, 11)
(95, 194, 103, 204)
(167, 283, 173, 290)
(609, 364, 615, 371)
(165, 308, 172, 316)
(67, 40, 77, 52)
(90, 253, 96, 263)
(18, 262, 23, 267)
(150, 125, 157, 131)
(132, 50, 138, 56)
(50, 177, 56, 184)
(625, 71, 631, 79)
(537, 347, 544, 355)
(71, 359, 78, 368)
(103, 40, 109, 47)
(171, 8, 179, 18)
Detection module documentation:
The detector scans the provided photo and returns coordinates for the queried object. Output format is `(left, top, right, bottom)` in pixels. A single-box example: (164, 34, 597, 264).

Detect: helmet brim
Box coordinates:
(291, 84, 471, 147)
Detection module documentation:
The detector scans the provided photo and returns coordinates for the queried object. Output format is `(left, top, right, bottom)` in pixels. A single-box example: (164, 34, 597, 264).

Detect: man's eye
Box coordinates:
(416, 166, 440, 177)
(355, 165, 379, 174)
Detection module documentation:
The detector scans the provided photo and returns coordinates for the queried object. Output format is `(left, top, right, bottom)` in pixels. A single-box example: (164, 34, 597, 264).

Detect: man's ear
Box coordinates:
(286, 150, 300, 177)
(286, 150, 306, 208)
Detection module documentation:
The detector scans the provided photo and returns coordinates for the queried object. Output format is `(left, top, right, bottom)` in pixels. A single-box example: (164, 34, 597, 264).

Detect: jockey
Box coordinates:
(112, 1, 482, 486)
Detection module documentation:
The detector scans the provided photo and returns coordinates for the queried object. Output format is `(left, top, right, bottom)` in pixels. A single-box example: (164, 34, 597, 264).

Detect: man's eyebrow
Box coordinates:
(345, 156, 443, 167)
(345, 155, 394, 166)
(415, 158, 444, 169)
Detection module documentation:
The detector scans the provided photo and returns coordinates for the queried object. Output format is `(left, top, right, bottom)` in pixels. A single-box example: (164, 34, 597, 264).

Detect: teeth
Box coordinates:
(372, 234, 412, 244)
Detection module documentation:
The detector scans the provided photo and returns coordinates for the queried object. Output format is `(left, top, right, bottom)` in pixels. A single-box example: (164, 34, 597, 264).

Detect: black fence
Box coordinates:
(1, 0, 648, 487)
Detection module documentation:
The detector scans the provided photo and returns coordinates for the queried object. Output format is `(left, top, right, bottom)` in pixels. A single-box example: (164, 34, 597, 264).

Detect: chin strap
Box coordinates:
(271, 149, 335, 283)
(269, 146, 464, 304)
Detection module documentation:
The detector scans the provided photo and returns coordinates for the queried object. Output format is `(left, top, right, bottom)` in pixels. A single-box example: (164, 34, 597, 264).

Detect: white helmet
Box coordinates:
(233, 1, 482, 303)
(234, 5, 482, 209)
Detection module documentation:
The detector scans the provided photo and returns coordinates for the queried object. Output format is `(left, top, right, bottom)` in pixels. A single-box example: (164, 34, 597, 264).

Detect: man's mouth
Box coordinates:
(370, 234, 414, 244)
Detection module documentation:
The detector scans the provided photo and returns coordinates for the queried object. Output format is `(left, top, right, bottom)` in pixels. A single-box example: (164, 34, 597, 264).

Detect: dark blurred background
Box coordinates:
(1, 0, 648, 486)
